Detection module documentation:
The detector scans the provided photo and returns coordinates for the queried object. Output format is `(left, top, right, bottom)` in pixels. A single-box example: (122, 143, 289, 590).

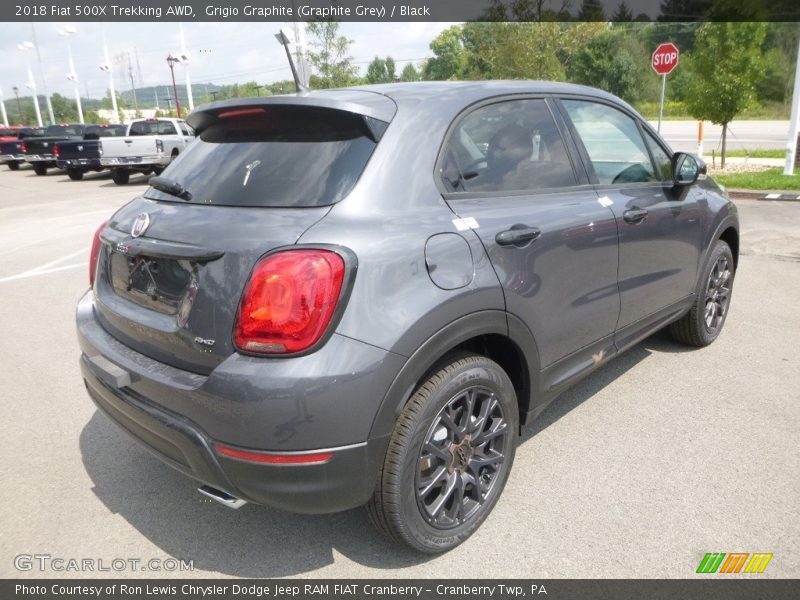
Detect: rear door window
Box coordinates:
(144, 106, 381, 208)
(440, 98, 577, 193)
(562, 100, 656, 185)
(157, 121, 177, 135)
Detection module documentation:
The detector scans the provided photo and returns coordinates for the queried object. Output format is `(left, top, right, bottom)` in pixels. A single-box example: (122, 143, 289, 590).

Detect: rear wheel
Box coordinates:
(111, 169, 130, 185)
(7, 161, 20, 171)
(367, 354, 518, 553)
(33, 163, 48, 176)
(670, 240, 735, 346)
(67, 168, 84, 181)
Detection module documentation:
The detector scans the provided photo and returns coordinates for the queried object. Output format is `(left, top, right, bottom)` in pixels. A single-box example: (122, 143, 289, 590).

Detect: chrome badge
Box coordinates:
(131, 213, 150, 238)
(242, 160, 261, 186)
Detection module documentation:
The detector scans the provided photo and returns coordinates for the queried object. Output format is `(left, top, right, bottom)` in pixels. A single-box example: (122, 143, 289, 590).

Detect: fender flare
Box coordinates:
(368, 310, 541, 441)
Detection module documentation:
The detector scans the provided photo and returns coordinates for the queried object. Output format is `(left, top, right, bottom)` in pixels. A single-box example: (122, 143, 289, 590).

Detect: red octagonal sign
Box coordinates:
(652, 42, 680, 75)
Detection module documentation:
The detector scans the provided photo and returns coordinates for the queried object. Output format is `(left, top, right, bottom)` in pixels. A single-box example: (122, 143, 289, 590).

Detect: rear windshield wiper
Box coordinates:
(149, 175, 192, 201)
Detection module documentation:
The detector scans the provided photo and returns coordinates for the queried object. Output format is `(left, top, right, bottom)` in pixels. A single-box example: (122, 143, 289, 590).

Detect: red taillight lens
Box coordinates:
(19, 142, 27, 153)
(54, 144, 60, 158)
(234, 249, 346, 355)
(89, 221, 107, 287)
(213, 443, 334, 465)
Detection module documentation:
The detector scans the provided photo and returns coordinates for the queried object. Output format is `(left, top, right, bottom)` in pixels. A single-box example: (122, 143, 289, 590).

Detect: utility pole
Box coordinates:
(128, 55, 138, 112)
(12, 86, 23, 124)
(166, 55, 181, 118)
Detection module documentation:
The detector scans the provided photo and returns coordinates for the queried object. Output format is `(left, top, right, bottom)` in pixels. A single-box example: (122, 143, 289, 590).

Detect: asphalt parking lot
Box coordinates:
(0, 164, 798, 579)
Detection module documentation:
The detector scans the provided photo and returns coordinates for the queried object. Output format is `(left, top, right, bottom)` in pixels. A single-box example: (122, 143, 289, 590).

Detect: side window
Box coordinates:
(563, 100, 656, 185)
(642, 129, 673, 181)
(440, 99, 576, 193)
(157, 121, 178, 135)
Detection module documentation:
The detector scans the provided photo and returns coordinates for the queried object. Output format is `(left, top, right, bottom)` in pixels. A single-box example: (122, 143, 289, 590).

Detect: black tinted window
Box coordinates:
(144, 106, 380, 208)
(441, 99, 576, 193)
(45, 125, 82, 136)
(643, 129, 673, 181)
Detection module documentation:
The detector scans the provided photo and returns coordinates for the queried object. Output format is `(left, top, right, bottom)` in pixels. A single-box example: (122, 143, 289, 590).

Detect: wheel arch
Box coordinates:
(368, 311, 541, 441)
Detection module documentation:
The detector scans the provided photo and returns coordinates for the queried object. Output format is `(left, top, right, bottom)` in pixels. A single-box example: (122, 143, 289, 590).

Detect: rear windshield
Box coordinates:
(45, 125, 83, 136)
(85, 125, 127, 139)
(143, 106, 380, 208)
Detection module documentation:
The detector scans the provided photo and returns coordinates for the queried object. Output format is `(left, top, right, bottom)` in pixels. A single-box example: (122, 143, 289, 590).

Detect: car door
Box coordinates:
(439, 96, 620, 395)
(558, 98, 704, 343)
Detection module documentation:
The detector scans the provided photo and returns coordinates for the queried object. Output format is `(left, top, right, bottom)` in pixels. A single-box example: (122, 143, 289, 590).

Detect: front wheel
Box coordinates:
(670, 240, 735, 346)
(367, 354, 518, 553)
(32, 163, 48, 176)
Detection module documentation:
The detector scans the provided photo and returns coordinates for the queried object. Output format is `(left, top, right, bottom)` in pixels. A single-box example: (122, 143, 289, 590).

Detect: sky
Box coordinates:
(0, 22, 456, 102)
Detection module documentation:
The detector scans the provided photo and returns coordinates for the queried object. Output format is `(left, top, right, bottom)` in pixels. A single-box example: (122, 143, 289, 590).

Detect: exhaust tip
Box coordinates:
(198, 485, 247, 510)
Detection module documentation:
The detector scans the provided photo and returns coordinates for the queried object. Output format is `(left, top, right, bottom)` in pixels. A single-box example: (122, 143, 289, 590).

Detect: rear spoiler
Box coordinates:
(186, 92, 397, 141)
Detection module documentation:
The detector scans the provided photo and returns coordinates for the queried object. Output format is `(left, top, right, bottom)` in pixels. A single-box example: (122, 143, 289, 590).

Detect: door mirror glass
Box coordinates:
(673, 152, 703, 186)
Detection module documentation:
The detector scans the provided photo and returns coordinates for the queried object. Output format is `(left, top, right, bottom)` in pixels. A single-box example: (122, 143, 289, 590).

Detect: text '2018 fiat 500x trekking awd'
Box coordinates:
(77, 81, 739, 553)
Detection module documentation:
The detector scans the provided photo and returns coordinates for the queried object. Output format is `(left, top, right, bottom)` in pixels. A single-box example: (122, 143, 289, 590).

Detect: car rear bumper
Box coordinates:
(25, 155, 55, 162)
(0, 154, 24, 162)
(101, 155, 167, 167)
(57, 158, 102, 169)
(76, 290, 399, 514)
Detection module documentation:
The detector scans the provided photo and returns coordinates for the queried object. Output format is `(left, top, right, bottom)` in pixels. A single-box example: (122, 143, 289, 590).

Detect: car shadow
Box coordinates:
(98, 174, 152, 188)
(79, 329, 690, 576)
(54, 171, 112, 183)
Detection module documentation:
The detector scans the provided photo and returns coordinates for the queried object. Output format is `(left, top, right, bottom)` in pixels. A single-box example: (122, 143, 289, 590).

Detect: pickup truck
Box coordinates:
(24, 123, 99, 176)
(55, 124, 128, 180)
(0, 127, 44, 170)
(100, 118, 195, 185)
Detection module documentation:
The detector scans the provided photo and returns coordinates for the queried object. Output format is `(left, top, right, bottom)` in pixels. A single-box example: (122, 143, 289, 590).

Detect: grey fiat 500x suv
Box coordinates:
(77, 81, 738, 553)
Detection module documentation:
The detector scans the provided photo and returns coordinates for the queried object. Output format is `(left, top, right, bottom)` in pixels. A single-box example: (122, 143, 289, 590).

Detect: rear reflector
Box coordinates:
(213, 443, 334, 465)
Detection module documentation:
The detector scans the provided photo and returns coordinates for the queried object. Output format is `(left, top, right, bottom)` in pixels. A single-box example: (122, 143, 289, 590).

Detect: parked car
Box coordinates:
(99, 118, 194, 185)
(0, 126, 44, 170)
(55, 124, 128, 180)
(24, 123, 96, 176)
(76, 82, 739, 553)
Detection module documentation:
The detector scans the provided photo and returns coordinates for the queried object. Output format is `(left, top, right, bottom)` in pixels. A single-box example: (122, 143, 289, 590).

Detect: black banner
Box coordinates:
(3, 579, 800, 600)
(2, 0, 800, 22)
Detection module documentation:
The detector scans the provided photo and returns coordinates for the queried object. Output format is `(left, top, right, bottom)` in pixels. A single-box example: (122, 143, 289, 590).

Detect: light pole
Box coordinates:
(30, 24, 55, 125)
(0, 88, 8, 127)
(178, 24, 194, 111)
(99, 31, 119, 124)
(166, 54, 181, 118)
(58, 26, 84, 124)
(12, 86, 22, 124)
(17, 42, 43, 127)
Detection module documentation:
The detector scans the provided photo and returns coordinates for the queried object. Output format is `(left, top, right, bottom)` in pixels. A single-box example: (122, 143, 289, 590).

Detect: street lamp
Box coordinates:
(12, 86, 22, 124)
(166, 54, 181, 118)
(274, 30, 306, 93)
(0, 87, 8, 127)
(16, 42, 43, 127)
(99, 30, 119, 124)
(58, 26, 84, 124)
(178, 24, 194, 111)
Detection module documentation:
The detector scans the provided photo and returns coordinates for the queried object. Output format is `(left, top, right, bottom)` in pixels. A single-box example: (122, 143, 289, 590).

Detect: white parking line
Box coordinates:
(0, 262, 87, 283)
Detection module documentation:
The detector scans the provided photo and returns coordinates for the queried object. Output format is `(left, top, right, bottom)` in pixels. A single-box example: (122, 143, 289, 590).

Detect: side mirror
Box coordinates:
(672, 152, 706, 186)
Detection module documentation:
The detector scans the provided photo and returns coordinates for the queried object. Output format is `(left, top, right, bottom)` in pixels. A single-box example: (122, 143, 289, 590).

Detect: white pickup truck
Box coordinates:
(100, 118, 195, 185)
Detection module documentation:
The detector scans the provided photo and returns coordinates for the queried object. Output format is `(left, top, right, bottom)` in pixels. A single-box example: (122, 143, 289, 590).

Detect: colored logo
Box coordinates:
(131, 213, 150, 238)
(696, 552, 773, 574)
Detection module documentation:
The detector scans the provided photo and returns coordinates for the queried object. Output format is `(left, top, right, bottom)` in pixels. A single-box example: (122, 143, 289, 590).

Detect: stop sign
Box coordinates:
(652, 42, 680, 75)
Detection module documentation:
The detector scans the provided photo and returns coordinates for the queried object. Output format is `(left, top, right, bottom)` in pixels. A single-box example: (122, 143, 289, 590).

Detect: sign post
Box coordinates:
(652, 42, 680, 133)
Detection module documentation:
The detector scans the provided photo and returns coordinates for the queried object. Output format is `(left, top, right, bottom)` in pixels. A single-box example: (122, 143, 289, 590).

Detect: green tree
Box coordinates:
(400, 63, 421, 82)
(365, 57, 397, 84)
(685, 22, 767, 168)
(306, 21, 357, 89)
(612, 1, 634, 21)
(578, 0, 605, 20)
(385, 57, 396, 82)
(49, 93, 78, 122)
(423, 25, 467, 80)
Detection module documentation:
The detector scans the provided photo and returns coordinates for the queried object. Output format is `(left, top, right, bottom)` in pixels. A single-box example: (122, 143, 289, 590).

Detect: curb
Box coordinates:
(728, 189, 800, 202)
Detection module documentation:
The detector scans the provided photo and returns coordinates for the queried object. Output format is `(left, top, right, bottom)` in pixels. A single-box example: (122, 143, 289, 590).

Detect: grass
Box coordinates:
(634, 101, 790, 121)
(723, 149, 785, 159)
(713, 168, 800, 191)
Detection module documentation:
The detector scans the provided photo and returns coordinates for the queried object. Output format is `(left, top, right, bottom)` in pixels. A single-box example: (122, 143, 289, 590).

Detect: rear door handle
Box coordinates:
(496, 225, 541, 247)
(623, 208, 649, 224)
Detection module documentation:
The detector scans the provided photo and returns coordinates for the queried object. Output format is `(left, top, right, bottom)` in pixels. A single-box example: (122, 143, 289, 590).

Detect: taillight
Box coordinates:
(54, 144, 60, 158)
(155, 139, 163, 153)
(19, 141, 27, 153)
(89, 221, 107, 287)
(234, 249, 346, 355)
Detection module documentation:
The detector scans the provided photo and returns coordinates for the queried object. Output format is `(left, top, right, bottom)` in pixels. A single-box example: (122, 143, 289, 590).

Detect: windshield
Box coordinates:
(144, 106, 380, 208)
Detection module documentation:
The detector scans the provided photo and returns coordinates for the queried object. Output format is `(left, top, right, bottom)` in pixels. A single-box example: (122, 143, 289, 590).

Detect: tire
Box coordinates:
(67, 168, 84, 181)
(7, 161, 20, 171)
(367, 354, 518, 553)
(151, 166, 164, 176)
(33, 163, 48, 176)
(111, 169, 130, 185)
(670, 240, 735, 347)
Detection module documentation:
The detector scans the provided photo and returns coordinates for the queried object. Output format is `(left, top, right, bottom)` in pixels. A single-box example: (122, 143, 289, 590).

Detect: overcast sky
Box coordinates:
(0, 22, 455, 101)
